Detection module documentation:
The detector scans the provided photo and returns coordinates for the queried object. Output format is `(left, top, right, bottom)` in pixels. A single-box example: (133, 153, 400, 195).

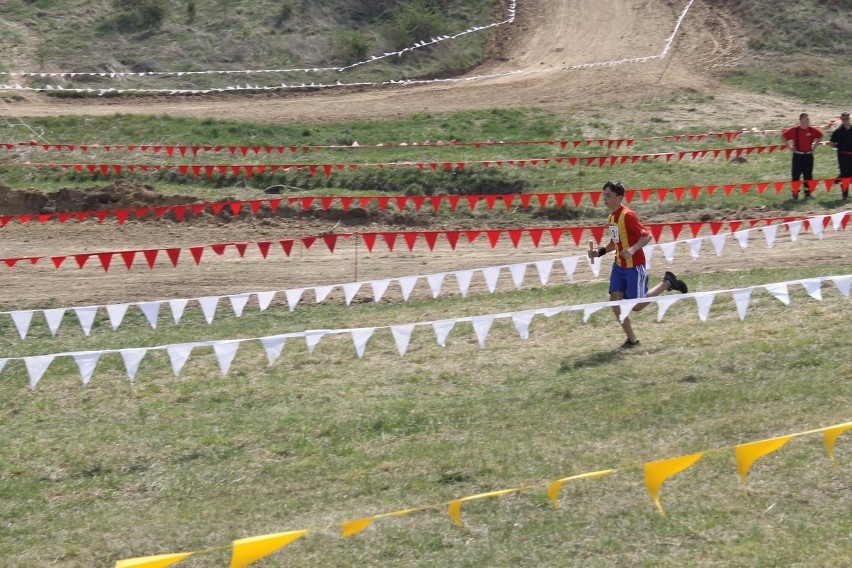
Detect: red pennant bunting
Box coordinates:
(382, 232, 397, 251)
(589, 226, 605, 244)
(756, 183, 769, 194)
(423, 231, 439, 251)
(94, 210, 109, 222)
(639, 189, 653, 202)
(709, 221, 724, 235)
(340, 197, 353, 211)
(51, 256, 66, 268)
(113, 209, 130, 224)
(256, 241, 271, 258)
(688, 222, 703, 237)
(486, 230, 501, 248)
(411, 196, 425, 212)
(500, 194, 514, 211)
(57, 212, 73, 223)
(549, 228, 563, 246)
(357, 233, 375, 252)
(589, 192, 601, 207)
(571, 192, 583, 208)
(189, 246, 204, 264)
(165, 248, 181, 267)
(669, 223, 684, 240)
(552, 193, 566, 208)
(508, 229, 524, 248)
(444, 230, 460, 250)
(740, 183, 752, 194)
(723, 184, 735, 196)
(301, 236, 315, 250)
(428, 196, 443, 213)
(466, 230, 481, 244)
(323, 234, 338, 252)
(525, 228, 542, 247)
(624, 190, 635, 205)
(649, 224, 664, 242)
(484, 194, 498, 210)
(120, 251, 136, 269)
(447, 195, 461, 211)
(569, 227, 583, 246)
(403, 232, 418, 251)
(657, 189, 669, 203)
(729, 221, 742, 233)
(278, 239, 293, 256)
(75, 254, 90, 268)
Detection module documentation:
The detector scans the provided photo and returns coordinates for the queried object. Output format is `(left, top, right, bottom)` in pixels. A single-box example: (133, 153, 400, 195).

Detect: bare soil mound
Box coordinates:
(0, 182, 200, 215)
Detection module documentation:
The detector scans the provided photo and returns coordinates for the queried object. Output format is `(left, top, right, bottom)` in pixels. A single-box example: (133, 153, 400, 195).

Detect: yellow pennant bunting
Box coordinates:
(547, 470, 616, 510)
(823, 422, 852, 463)
(228, 530, 308, 568)
(114, 552, 193, 568)
(735, 435, 792, 485)
(644, 452, 705, 516)
(448, 488, 520, 528)
(447, 499, 464, 528)
(341, 517, 373, 538)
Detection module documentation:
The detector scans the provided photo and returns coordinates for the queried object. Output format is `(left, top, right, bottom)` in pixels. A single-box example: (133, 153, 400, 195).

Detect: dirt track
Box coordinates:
(1, 0, 849, 309)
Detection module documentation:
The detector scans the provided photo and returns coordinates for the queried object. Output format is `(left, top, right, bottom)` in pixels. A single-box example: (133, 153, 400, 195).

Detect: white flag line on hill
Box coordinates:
(6, 274, 851, 389)
(3, 210, 849, 340)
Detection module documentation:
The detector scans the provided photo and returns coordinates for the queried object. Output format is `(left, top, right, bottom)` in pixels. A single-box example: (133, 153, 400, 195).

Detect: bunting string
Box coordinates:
(111, 419, 849, 567)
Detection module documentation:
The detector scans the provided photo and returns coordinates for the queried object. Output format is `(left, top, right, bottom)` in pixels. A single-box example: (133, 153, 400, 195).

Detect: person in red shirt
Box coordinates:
(588, 181, 688, 348)
(781, 113, 824, 199)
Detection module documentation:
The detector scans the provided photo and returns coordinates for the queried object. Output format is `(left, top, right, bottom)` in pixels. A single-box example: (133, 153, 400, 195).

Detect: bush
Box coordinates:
(385, 1, 449, 50)
(102, 0, 167, 34)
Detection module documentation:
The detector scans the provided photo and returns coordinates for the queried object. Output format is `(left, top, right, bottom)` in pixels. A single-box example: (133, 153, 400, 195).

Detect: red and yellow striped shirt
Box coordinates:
(607, 205, 650, 268)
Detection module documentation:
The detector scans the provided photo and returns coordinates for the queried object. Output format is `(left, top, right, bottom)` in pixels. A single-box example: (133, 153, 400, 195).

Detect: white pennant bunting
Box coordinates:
(213, 341, 241, 376)
(43, 308, 65, 337)
(482, 266, 502, 292)
(432, 320, 455, 347)
(10, 310, 34, 339)
(426, 273, 445, 298)
(764, 283, 790, 305)
(166, 344, 194, 376)
(732, 288, 753, 320)
(588, 255, 603, 277)
(686, 238, 703, 259)
(734, 230, 750, 249)
(511, 311, 535, 340)
(304, 330, 327, 354)
(800, 278, 822, 300)
(259, 334, 287, 365)
(644, 245, 653, 272)
(0, 359, 6, 375)
(137, 301, 160, 329)
(72, 351, 101, 385)
(284, 288, 303, 311)
(314, 285, 335, 303)
(342, 282, 362, 305)
(471, 315, 495, 348)
(454, 270, 474, 297)
(656, 295, 681, 321)
(508, 263, 527, 289)
(762, 224, 778, 248)
(810, 215, 826, 239)
(107, 303, 130, 330)
(561, 256, 579, 281)
(370, 279, 391, 302)
(350, 328, 375, 358)
(168, 299, 189, 324)
(391, 324, 415, 356)
(198, 296, 220, 324)
(256, 290, 276, 311)
(787, 219, 803, 242)
(120, 348, 147, 381)
(694, 292, 716, 321)
(229, 293, 251, 317)
(618, 300, 641, 323)
(399, 276, 419, 301)
(74, 306, 98, 336)
(831, 211, 847, 231)
(583, 304, 604, 323)
(832, 275, 852, 297)
(659, 242, 677, 262)
(535, 259, 554, 285)
(24, 355, 55, 389)
(710, 233, 726, 256)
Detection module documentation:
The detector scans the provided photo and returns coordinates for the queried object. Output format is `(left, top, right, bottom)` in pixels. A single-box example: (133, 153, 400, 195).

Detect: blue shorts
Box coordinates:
(609, 263, 648, 300)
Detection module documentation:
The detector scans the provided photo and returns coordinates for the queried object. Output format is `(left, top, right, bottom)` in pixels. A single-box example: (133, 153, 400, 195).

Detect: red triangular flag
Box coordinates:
(361, 233, 377, 252)
(165, 248, 181, 266)
(382, 232, 397, 251)
(98, 252, 113, 272)
(423, 231, 439, 251)
(323, 234, 338, 253)
(120, 251, 136, 269)
(403, 232, 418, 251)
(189, 246, 204, 264)
(280, 239, 295, 256)
(257, 241, 271, 258)
(649, 223, 664, 242)
(75, 254, 90, 268)
(445, 230, 460, 250)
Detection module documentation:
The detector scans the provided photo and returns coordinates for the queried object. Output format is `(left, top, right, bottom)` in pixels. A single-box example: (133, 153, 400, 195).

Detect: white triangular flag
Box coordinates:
(432, 319, 455, 347)
(213, 341, 241, 376)
(0, 359, 7, 375)
(830, 211, 847, 231)
(562, 256, 580, 280)
(166, 344, 194, 376)
(832, 275, 852, 297)
(43, 308, 65, 337)
(618, 300, 641, 323)
(508, 263, 527, 289)
(350, 328, 375, 358)
(659, 242, 677, 262)
(694, 292, 716, 321)
(644, 245, 654, 272)
(482, 266, 501, 292)
(168, 299, 188, 324)
(304, 330, 327, 353)
(314, 285, 334, 303)
(454, 270, 474, 297)
(656, 296, 681, 321)
(138, 301, 160, 329)
(120, 348, 147, 381)
(764, 283, 790, 305)
(342, 282, 362, 305)
(24, 355, 55, 389)
(10, 310, 34, 339)
(588, 255, 603, 277)
(426, 273, 445, 298)
(399, 276, 419, 300)
(686, 238, 703, 259)
(583, 304, 604, 323)
(370, 279, 391, 302)
(809, 215, 826, 239)
(74, 306, 98, 337)
(787, 219, 803, 242)
(285, 288, 303, 311)
(732, 288, 753, 320)
(710, 233, 726, 256)
(260, 335, 287, 365)
(762, 224, 778, 248)
(733, 229, 750, 249)
(257, 290, 276, 311)
(229, 293, 251, 317)
(511, 311, 535, 340)
(535, 259, 554, 285)
(471, 315, 495, 348)
(73, 351, 101, 385)
(106, 303, 130, 330)
(800, 278, 822, 300)
(391, 324, 415, 356)
(198, 296, 220, 325)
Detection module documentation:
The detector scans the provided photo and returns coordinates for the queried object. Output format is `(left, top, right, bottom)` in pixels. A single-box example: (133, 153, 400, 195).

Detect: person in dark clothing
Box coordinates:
(828, 112, 852, 200)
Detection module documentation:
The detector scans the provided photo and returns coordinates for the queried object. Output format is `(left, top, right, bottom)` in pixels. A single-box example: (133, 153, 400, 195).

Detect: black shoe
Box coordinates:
(804, 191, 812, 199)
(663, 271, 688, 294)
(621, 338, 640, 349)
(792, 192, 799, 200)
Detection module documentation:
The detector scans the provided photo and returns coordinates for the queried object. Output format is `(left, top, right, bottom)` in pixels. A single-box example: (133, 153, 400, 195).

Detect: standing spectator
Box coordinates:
(781, 113, 824, 199)
(828, 111, 852, 200)
(588, 181, 688, 349)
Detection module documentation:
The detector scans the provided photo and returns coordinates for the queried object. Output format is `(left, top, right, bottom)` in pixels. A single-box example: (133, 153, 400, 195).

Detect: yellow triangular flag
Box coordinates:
(448, 499, 464, 528)
(823, 423, 852, 462)
(644, 452, 704, 516)
(115, 552, 192, 568)
(547, 470, 615, 510)
(735, 435, 792, 484)
(341, 517, 373, 538)
(229, 530, 307, 568)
